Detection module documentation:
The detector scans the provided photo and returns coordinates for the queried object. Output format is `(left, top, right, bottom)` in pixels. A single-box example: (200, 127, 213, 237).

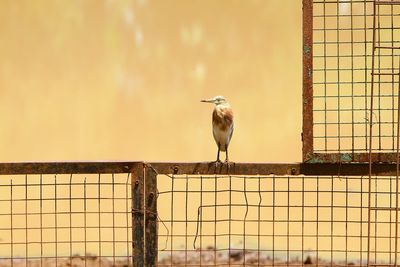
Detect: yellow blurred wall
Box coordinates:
(0, 0, 302, 163)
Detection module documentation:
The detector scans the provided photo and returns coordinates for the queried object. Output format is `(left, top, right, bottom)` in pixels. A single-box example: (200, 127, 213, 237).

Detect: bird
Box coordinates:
(201, 96, 234, 163)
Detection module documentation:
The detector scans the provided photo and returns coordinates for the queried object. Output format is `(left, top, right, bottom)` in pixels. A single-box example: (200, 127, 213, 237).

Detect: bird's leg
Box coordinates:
(215, 144, 222, 166)
(225, 146, 234, 170)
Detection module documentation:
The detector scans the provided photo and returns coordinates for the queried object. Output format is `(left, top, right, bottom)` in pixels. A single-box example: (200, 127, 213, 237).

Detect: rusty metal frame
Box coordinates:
(303, 0, 314, 162)
(1, 160, 400, 266)
(1, 161, 400, 176)
(132, 163, 145, 267)
(302, 0, 400, 164)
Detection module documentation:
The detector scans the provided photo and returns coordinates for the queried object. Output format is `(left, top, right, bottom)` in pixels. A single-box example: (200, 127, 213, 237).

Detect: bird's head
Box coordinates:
(201, 95, 227, 106)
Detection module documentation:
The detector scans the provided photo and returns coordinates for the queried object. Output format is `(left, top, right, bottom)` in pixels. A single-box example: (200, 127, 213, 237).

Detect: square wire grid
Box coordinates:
(312, 0, 400, 155)
(0, 173, 132, 267)
(157, 174, 400, 266)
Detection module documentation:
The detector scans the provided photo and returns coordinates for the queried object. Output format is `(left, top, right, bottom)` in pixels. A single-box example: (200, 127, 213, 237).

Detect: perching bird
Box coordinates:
(201, 96, 234, 163)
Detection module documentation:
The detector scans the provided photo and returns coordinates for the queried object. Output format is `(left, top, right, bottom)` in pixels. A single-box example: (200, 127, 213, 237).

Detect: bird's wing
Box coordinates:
(212, 123, 218, 143)
(227, 122, 234, 146)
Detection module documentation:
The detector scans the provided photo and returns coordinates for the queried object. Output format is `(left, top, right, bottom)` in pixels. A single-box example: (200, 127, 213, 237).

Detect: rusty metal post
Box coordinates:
(132, 163, 145, 267)
(145, 166, 158, 266)
(302, 0, 313, 162)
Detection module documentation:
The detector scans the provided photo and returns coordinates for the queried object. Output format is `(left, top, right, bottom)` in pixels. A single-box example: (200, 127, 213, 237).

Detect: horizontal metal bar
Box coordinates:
(306, 152, 400, 165)
(375, 0, 400, 5)
(0, 161, 399, 176)
(301, 162, 400, 176)
(370, 207, 400, 211)
(146, 162, 400, 176)
(371, 72, 400, 76)
(148, 162, 301, 175)
(375, 46, 400, 50)
(0, 161, 143, 174)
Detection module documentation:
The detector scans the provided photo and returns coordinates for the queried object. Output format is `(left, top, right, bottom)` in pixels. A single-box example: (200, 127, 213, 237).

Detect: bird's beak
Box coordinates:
(201, 99, 214, 103)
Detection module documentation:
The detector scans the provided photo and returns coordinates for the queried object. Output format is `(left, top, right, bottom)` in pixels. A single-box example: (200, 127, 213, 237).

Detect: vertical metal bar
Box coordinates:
(185, 174, 189, 267)
(374, 175, 378, 264)
(214, 174, 217, 266)
(243, 177, 248, 265)
(25, 175, 28, 266)
(258, 175, 261, 266)
(69, 174, 72, 267)
(98, 174, 102, 267)
(336, 0, 341, 155)
(112, 174, 115, 267)
(394, 52, 400, 267)
(229, 174, 232, 266)
(351, 0, 355, 156)
(364, 0, 369, 152)
(171, 174, 175, 266)
(132, 163, 145, 267)
(10, 179, 13, 267)
(323, 1, 327, 153)
(272, 175, 276, 267)
(40, 174, 43, 267)
(199, 175, 203, 266)
(302, 175, 305, 267)
(360, 173, 364, 266)
(391, 2, 396, 261)
(84, 177, 87, 267)
(367, 2, 378, 266)
(54, 175, 58, 267)
(330, 176, 334, 267)
(392, 2, 396, 152)
(316, 176, 319, 267)
(287, 176, 290, 267)
(377, 4, 382, 152)
(126, 173, 131, 266)
(145, 165, 158, 266)
(303, 0, 314, 162)
(345, 176, 348, 266)
(390, 171, 393, 264)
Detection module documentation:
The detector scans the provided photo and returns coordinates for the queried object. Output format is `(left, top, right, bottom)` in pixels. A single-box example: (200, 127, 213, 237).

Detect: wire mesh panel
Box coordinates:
(157, 174, 399, 266)
(0, 173, 132, 267)
(305, 0, 400, 162)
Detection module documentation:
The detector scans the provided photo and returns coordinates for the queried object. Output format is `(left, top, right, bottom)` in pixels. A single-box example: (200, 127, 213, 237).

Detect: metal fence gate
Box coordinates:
(0, 162, 400, 266)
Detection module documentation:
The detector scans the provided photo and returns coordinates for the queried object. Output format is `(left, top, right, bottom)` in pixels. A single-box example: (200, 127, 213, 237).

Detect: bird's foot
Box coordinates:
(225, 160, 234, 169)
(214, 160, 222, 168)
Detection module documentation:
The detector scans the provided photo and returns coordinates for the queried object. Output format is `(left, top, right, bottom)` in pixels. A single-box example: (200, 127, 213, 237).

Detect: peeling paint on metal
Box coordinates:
(303, 45, 311, 55)
(305, 153, 324, 164)
(341, 153, 353, 162)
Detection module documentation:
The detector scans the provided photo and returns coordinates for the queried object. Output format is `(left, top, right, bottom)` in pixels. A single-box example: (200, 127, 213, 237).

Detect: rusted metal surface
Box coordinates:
(0, 161, 138, 174)
(148, 162, 301, 175)
(0, 161, 400, 176)
(306, 152, 400, 164)
(145, 166, 158, 266)
(309, 0, 400, 165)
(300, 162, 399, 176)
(132, 163, 145, 267)
(302, 0, 313, 162)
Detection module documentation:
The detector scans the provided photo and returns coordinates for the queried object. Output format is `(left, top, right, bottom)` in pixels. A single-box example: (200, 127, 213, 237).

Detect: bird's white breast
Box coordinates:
(212, 104, 234, 152)
(212, 124, 233, 151)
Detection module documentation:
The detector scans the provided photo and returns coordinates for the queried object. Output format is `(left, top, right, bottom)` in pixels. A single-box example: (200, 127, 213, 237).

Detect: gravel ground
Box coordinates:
(0, 256, 131, 267)
(0, 250, 353, 267)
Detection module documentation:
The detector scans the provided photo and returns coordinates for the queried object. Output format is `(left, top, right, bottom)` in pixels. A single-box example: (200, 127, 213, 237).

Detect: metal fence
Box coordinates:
(2, 0, 400, 266)
(152, 163, 400, 267)
(157, 174, 397, 266)
(0, 162, 136, 267)
(0, 162, 399, 266)
(303, 0, 400, 163)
